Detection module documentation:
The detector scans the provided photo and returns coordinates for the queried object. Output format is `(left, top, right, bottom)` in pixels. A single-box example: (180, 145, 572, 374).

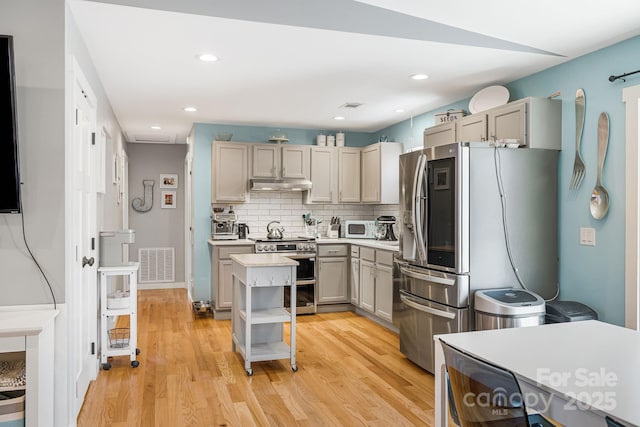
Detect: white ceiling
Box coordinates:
(69, 0, 640, 144)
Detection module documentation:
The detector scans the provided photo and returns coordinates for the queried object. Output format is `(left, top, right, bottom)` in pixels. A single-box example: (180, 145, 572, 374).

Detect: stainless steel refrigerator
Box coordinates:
(393, 142, 558, 373)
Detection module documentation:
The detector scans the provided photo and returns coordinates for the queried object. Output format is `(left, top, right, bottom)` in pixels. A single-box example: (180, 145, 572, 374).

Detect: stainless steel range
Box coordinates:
(253, 237, 317, 314)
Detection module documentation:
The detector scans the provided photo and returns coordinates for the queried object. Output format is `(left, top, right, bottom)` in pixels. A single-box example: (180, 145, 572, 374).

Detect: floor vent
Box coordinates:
(139, 247, 175, 283)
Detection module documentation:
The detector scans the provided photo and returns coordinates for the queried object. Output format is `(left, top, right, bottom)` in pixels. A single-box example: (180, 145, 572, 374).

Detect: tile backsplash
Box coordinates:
(213, 191, 398, 238)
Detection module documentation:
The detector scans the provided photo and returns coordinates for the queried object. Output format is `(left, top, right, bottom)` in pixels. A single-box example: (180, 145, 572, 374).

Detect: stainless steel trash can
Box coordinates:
(474, 288, 545, 331)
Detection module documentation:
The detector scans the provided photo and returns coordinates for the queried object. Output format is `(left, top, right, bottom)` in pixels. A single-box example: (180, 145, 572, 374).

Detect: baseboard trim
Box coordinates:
(138, 281, 186, 290)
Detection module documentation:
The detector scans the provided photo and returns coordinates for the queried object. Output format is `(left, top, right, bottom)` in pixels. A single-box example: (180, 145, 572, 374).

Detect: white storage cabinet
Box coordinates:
(231, 254, 298, 376)
(99, 262, 141, 370)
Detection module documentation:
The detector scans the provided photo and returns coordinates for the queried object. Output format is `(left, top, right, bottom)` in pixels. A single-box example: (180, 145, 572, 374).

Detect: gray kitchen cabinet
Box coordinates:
(457, 113, 487, 142)
(305, 146, 336, 203)
(357, 247, 394, 322)
(361, 142, 403, 204)
(317, 244, 349, 304)
(211, 244, 253, 318)
(424, 122, 456, 148)
(211, 141, 249, 202)
(374, 262, 393, 322)
(487, 97, 561, 149)
(350, 245, 360, 305)
(251, 144, 310, 179)
(338, 148, 361, 202)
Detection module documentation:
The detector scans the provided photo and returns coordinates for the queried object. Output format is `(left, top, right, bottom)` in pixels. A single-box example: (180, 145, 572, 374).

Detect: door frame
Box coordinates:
(624, 84, 640, 330)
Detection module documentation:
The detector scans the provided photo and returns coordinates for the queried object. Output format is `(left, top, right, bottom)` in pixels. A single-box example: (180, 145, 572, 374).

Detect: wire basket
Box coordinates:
(108, 328, 130, 349)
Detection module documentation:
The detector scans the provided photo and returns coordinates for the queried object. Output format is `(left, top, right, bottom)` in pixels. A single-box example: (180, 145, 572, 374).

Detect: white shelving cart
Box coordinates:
(230, 253, 298, 376)
(98, 262, 140, 370)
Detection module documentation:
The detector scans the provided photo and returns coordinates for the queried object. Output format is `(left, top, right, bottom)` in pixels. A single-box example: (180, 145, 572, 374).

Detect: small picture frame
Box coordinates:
(434, 167, 450, 190)
(161, 191, 176, 209)
(160, 173, 178, 189)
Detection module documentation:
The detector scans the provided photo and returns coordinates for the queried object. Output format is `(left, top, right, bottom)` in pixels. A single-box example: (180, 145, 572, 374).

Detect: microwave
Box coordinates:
(344, 220, 376, 239)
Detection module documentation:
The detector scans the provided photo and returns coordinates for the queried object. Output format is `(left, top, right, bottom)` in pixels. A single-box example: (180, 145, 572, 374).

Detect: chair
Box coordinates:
(606, 416, 627, 427)
(440, 339, 555, 427)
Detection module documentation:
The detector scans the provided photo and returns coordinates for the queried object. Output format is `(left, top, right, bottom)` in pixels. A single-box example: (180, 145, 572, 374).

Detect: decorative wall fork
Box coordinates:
(569, 89, 586, 190)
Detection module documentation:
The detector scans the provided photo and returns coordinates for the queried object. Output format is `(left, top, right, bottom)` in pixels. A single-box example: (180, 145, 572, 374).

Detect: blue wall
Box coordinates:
(379, 36, 640, 325)
(192, 123, 374, 301)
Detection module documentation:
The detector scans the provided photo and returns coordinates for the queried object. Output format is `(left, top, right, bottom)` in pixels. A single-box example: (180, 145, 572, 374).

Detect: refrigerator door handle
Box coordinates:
(413, 154, 428, 263)
(400, 265, 455, 286)
(400, 293, 456, 320)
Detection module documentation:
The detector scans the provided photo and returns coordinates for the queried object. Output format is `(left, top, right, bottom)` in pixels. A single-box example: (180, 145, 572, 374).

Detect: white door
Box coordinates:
(70, 59, 98, 416)
(184, 152, 194, 299)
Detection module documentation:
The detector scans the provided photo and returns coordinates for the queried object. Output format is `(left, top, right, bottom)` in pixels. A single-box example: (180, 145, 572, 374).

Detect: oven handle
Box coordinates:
(284, 254, 316, 260)
(296, 279, 316, 285)
(400, 292, 456, 320)
(399, 265, 455, 286)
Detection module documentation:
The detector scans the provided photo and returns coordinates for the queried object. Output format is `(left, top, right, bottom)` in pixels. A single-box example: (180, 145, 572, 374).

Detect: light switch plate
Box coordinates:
(580, 227, 596, 246)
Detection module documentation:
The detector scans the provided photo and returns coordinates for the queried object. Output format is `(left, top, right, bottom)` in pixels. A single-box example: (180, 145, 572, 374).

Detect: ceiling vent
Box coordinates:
(126, 132, 176, 144)
(340, 102, 363, 109)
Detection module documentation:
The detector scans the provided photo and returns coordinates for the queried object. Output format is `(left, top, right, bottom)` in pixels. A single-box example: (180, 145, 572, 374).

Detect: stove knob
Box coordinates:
(256, 244, 263, 252)
(269, 245, 276, 252)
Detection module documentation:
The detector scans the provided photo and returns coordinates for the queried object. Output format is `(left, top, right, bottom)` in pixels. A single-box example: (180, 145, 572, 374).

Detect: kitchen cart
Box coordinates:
(230, 253, 298, 376)
(98, 262, 140, 370)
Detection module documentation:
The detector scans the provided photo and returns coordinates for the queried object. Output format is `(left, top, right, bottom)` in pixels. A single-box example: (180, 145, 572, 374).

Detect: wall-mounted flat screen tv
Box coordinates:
(0, 35, 20, 213)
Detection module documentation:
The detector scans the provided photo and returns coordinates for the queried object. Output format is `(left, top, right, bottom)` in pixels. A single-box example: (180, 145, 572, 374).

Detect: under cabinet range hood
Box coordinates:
(249, 178, 312, 191)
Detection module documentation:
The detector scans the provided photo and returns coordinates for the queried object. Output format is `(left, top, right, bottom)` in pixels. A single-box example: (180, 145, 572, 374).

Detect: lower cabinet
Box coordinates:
(358, 247, 394, 323)
(317, 244, 349, 304)
(350, 246, 360, 305)
(211, 244, 253, 317)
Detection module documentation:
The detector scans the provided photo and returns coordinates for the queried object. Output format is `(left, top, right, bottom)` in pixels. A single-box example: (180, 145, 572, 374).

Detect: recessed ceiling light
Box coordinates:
(197, 53, 219, 62)
(150, 125, 161, 130)
(333, 116, 345, 120)
(183, 106, 197, 112)
(394, 109, 405, 113)
(410, 73, 429, 80)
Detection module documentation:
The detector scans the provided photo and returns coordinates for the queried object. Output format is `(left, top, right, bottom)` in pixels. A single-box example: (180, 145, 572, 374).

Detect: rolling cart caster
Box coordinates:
(291, 365, 298, 372)
(102, 363, 111, 371)
(131, 360, 140, 368)
(136, 348, 141, 355)
(246, 369, 253, 376)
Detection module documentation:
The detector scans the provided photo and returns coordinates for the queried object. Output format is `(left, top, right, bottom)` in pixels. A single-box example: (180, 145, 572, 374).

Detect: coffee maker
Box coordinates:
(211, 212, 238, 240)
(375, 216, 397, 241)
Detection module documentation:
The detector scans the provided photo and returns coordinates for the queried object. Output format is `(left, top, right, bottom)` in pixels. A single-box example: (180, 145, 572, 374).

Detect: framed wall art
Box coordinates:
(161, 191, 176, 209)
(160, 173, 178, 189)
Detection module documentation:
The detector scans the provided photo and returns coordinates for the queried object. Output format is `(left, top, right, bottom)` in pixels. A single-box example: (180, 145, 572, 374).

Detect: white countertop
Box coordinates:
(208, 237, 399, 252)
(0, 309, 59, 337)
(436, 320, 640, 426)
(208, 239, 254, 246)
(230, 253, 299, 267)
(316, 237, 399, 251)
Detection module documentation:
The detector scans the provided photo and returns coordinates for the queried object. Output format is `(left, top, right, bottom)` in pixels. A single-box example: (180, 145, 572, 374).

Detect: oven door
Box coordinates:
(284, 254, 316, 314)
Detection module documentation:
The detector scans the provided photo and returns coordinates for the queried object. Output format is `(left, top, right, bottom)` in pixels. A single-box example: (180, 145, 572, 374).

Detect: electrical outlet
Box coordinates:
(580, 227, 596, 246)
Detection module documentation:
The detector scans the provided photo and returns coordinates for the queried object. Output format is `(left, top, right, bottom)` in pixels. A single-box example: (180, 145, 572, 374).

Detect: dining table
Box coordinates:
(434, 320, 640, 427)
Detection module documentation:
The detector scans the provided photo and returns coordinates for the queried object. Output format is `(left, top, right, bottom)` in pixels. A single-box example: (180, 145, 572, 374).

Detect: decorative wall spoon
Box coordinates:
(590, 112, 610, 220)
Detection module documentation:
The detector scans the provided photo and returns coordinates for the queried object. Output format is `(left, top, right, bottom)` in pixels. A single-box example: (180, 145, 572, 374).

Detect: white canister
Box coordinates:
(316, 133, 327, 146)
(327, 134, 335, 146)
(336, 131, 345, 147)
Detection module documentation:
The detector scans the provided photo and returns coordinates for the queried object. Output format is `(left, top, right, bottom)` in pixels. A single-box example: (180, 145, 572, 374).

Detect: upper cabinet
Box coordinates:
(458, 113, 487, 143)
(212, 141, 249, 202)
(424, 122, 456, 148)
(306, 146, 337, 203)
(424, 97, 561, 150)
(361, 142, 404, 204)
(251, 144, 310, 179)
(488, 98, 561, 150)
(338, 148, 361, 203)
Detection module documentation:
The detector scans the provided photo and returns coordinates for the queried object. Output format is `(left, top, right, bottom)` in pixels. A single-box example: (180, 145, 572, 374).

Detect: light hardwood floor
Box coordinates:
(78, 289, 437, 426)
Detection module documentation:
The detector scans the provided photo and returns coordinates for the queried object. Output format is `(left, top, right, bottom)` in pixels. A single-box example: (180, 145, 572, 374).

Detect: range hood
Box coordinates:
(250, 178, 312, 191)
